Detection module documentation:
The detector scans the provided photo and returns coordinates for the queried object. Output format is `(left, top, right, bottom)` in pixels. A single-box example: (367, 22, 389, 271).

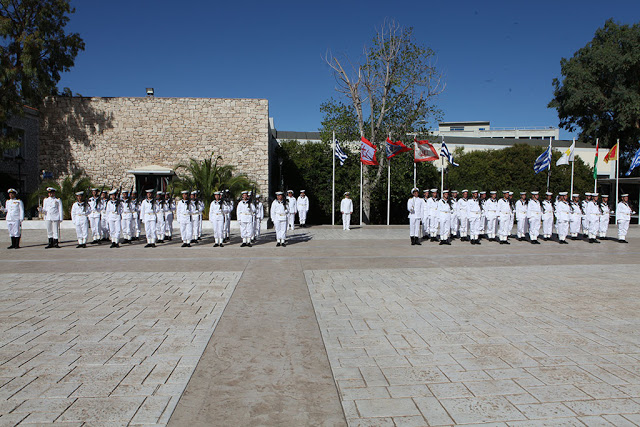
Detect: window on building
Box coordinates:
(2, 127, 24, 159)
(450, 126, 464, 131)
(478, 128, 485, 131)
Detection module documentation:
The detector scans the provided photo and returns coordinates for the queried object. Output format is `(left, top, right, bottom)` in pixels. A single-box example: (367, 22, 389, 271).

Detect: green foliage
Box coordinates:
(29, 170, 93, 219)
(447, 144, 594, 196)
(173, 152, 258, 218)
(549, 19, 640, 150)
(278, 139, 439, 224)
(0, 0, 84, 150)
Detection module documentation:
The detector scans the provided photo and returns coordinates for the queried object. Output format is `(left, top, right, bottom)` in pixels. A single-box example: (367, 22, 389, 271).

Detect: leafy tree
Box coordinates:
(29, 170, 93, 219)
(324, 19, 444, 223)
(549, 19, 640, 150)
(173, 153, 258, 218)
(0, 0, 84, 150)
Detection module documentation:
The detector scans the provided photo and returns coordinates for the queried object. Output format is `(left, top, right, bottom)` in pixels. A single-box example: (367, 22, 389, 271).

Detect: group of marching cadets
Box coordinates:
(408, 188, 635, 245)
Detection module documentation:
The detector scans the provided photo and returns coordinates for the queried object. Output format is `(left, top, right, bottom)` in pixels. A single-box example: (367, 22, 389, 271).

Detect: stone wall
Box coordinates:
(1, 107, 40, 196)
(39, 96, 271, 194)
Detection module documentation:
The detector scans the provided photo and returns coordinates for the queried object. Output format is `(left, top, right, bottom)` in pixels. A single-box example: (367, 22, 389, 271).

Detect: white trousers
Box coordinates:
(75, 220, 89, 243)
(422, 216, 429, 234)
(479, 215, 486, 233)
(144, 220, 156, 243)
(156, 216, 166, 238)
(7, 221, 21, 237)
(429, 215, 439, 236)
(468, 217, 481, 239)
(528, 217, 541, 240)
(542, 217, 553, 237)
(409, 218, 421, 237)
(212, 219, 224, 240)
(197, 215, 203, 237)
(46, 220, 60, 239)
(121, 218, 132, 239)
(557, 221, 569, 240)
(485, 216, 497, 238)
(89, 216, 101, 239)
(275, 220, 287, 240)
(439, 216, 451, 240)
(498, 216, 510, 240)
(516, 217, 528, 238)
(287, 213, 296, 230)
(180, 222, 192, 243)
(342, 213, 351, 230)
(618, 220, 629, 240)
(165, 214, 173, 236)
(599, 215, 609, 237)
(458, 216, 468, 237)
(451, 215, 459, 236)
(569, 218, 581, 236)
(298, 210, 307, 224)
(240, 221, 253, 239)
(254, 218, 262, 238)
(582, 217, 590, 234)
(108, 219, 121, 241)
(100, 216, 109, 238)
(225, 214, 231, 237)
(132, 215, 140, 237)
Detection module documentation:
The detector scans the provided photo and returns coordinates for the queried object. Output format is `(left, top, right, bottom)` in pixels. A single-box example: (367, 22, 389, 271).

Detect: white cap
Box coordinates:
(276, 191, 283, 195)
(508, 191, 513, 195)
(531, 191, 539, 195)
(241, 190, 248, 194)
(75, 191, 84, 196)
(559, 191, 568, 196)
(287, 190, 293, 193)
(47, 187, 56, 192)
(156, 191, 164, 195)
(573, 193, 580, 197)
(213, 191, 221, 195)
(472, 190, 478, 193)
(256, 194, 261, 198)
(602, 194, 609, 198)
(430, 188, 437, 192)
(621, 193, 629, 197)
(91, 187, 99, 191)
(109, 189, 118, 195)
(7, 188, 17, 193)
(442, 189, 449, 193)
(181, 190, 189, 194)
(462, 189, 468, 193)
(546, 191, 553, 196)
(411, 187, 419, 193)
(145, 189, 154, 193)
(520, 191, 526, 195)
(490, 191, 497, 194)
(423, 189, 429, 193)
(479, 191, 486, 194)
(190, 191, 198, 195)
(300, 189, 305, 193)
(502, 190, 509, 193)
(451, 190, 458, 193)
(344, 191, 350, 195)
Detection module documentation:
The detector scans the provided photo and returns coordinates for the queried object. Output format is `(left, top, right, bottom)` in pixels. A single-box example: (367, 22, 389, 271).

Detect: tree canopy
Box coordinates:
(549, 19, 640, 149)
(0, 0, 84, 150)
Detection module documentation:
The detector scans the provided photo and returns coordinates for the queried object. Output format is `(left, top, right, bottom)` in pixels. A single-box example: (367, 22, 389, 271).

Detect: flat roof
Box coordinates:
(439, 121, 490, 126)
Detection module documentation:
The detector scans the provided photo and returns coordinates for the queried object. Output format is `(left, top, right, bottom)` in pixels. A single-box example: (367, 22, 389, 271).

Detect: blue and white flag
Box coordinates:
(335, 140, 347, 166)
(534, 142, 552, 174)
(625, 147, 640, 176)
(440, 141, 459, 167)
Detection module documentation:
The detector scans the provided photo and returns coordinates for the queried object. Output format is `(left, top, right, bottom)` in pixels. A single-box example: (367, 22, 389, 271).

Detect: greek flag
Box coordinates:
(625, 147, 640, 176)
(440, 141, 459, 166)
(335, 140, 347, 166)
(534, 142, 552, 174)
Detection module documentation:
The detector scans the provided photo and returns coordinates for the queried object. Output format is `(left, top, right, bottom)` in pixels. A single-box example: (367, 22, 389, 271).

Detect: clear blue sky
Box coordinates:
(59, 0, 640, 140)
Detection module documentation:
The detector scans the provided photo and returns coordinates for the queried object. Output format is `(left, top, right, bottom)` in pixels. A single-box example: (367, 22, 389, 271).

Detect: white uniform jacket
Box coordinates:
(497, 198, 511, 220)
(527, 199, 542, 220)
(515, 199, 528, 220)
(271, 200, 289, 222)
(176, 200, 192, 224)
(296, 196, 309, 212)
(407, 197, 425, 219)
(466, 198, 482, 218)
(209, 200, 229, 222)
(237, 200, 255, 223)
(287, 196, 297, 214)
(106, 200, 122, 220)
(617, 201, 632, 222)
(140, 199, 156, 222)
(4, 199, 24, 221)
(71, 202, 90, 225)
(340, 198, 353, 213)
(555, 200, 571, 222)
(42, 197, 63, 221)
(484, 198, 498, 219)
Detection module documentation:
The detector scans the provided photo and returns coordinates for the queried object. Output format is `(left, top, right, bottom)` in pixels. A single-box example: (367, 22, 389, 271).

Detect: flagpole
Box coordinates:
(440, 136, 444, 194)
(387, 133, 391, 226)
(594, 138, 599, 193)
(546, 137, 552, 192)
(332, 131, 336, 226)
(616, 138, 620, 224)
(570, 138, 575, 198)
(360, 156, 363, 227)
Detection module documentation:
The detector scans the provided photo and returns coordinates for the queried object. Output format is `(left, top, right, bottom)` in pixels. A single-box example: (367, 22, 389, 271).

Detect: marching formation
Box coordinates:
(2, 187, 313, 249)
(407, 188, 635, 246)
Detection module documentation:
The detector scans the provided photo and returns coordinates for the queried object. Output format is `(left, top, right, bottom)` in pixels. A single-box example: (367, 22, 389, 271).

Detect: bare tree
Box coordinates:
(325, 19, 444, 223)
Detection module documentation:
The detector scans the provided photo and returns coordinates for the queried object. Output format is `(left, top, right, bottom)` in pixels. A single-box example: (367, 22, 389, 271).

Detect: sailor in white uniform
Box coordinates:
(569, 194, 583, 240)
(105, 189, 122, 248)
(541, 192, 554, 240)
(437, 190, 453, 245)
(617, 194, 634, 243)
(515, 192, 528, 241)
(484, 191, 498, 241)
(598, 195, 611, 239)
(164, 192, 174, 241)
(88, 188, 102, 244)
(340, 192, 353, 230)
(286, 190, 297, 230)
(210, 191, 229, 247)
(42, 187, 63, 248)
(237, 191, 255, 247)
(155, 192, 166, 243)
(527, 191, 542, 244)
(131, 190, 141, 241)
(120, 190, 134, 244)
(253, 194, 264, 240)
(71, 191, 90, 248)
(555, 192, 571, 244)
(450, 190, 459, 238)
(223, 190, 233, 242)
(586, 193, 602, 244)
(407, 187, 424, 245)
(99, 190, 109, 241)
(497, 190, 511, 244)
(297, 190, 309, 227)
(271, 191, 289, 246)
(581, 193, 591, 236)
(140, 189, 157, 247)
(466, 190, 482, 245)
(176, 190, 193, 247)
(457, 190, 469, 241)
(3, 188, 24, 249)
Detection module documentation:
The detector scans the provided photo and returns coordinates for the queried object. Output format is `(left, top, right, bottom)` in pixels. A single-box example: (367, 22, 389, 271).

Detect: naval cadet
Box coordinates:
(210, 191, 229, 247)
(286, 190, 297, 230)
(340, 192, 353, 230)
(497, 190, 511, 244)
(541, 192, 554, 240)
(42, 187, 63, 248)
(555, 192, 571, 244)
(527, 191, 542, 244)
(569, 194, 583, 240)
(177, 190, 193, 247)
(617, 194, 634, 243)
(253, 194, 264, 240)
(71, 191, 90, 248)
(3, 188, 24, 249)
(140, 189, 157, 248)
(271, 191, 289, 246)
(237, 190, 255, 247)
(457, 190, 469, 241)
(106, 189, 122, 248)
(297, 190, 309, 227)
(598, 195, 611, 239)
(467, 190, 482, 245)
(407, 187, 424, 245)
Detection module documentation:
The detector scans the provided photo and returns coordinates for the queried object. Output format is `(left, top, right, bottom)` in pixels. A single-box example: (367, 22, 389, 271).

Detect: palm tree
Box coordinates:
(29, 170, 94, 219)
(174, 152, 258, 218)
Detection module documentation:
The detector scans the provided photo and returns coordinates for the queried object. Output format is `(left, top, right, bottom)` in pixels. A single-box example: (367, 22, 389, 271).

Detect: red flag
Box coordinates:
(414, 138, 439, 162)
(386, 137, 411, 159)
(360, 137, 379, 165)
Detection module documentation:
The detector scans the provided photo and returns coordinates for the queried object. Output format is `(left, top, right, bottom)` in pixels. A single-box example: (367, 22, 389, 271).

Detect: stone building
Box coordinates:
(1, 106, 40, 197)
(39, 96, 275, 195)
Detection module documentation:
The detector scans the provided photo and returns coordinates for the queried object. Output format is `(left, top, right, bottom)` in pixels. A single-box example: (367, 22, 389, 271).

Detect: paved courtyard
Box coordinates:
(0, 224, 639, 426)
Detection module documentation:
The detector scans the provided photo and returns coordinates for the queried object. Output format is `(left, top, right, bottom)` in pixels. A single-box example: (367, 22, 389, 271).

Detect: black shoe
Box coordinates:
(247, 242, 252, 247)
(504, 241, 510, 245)
(476, 240, 481, 245)
(53, 239, 60, 248)
(151, 243, 156, 247)
(439, 240, 446, 245)
(45, 238, 53, 248)
(411, 237, 416, 246)
(110, 243, 116, 248)
(185, 243, 191, 247)
(157, 240, 164, 244)
(276, 242, 281, 247)
(531, 240, 538, 244)
(115, 243, 120, 248)
(593, 239, 600, 243)
(190, 240, 196, 244)
(7, 237, 15, 249)
(219, 243, 224, 247)
(76, 244, 82, 248)
(123, 239, 130, 244)
(145, 243, 152, 248)
(241, 243, 246, 247)
(15, 237, 20, 249)
(282, 242, 286, 247)
(81, 244, 86, 248)
(620, 239, 628, 243)
(213, 243, 219, 247)
(415, 238, 421, 245)
(422, 236, 428, 240)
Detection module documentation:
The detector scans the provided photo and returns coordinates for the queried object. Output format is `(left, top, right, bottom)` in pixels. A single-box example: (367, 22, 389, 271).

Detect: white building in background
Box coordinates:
(435, 121, 559, 140)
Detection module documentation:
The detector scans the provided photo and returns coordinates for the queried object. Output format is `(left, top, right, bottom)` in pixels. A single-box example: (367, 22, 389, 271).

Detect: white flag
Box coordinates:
(556, 140, 575, 166)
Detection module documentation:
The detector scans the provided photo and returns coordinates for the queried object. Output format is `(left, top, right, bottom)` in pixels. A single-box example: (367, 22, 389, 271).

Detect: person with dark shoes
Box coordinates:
(2, 188, 24, 249)
(407, 188, 424, 246)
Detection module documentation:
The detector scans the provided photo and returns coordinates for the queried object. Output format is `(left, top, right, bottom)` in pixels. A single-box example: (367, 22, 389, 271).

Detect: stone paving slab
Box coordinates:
(306, 265, 640, 426)
(0, 271, 240, 426)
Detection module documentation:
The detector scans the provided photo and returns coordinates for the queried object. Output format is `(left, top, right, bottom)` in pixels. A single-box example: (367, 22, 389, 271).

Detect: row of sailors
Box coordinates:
(407, 189, 635, 246)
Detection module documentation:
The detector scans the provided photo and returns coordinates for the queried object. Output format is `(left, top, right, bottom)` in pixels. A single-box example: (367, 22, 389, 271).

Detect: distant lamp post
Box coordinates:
(14, 154, 24, 193)
(278, 158, 284, 191)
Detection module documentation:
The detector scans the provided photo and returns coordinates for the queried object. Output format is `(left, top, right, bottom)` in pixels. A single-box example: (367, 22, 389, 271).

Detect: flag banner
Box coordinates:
(440, 141, 459, 167)
(556, 141, 575, 166)
(335, 139, 347, 166)
(603, 142, 619, 164)
(386, 137, 411, 159)
(360, 137, 379, 165)
(593, 140, 599, 179)
(534, 143, 552, 174)
(625, 147, 640, 176)
(414, 138, 439, 163)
